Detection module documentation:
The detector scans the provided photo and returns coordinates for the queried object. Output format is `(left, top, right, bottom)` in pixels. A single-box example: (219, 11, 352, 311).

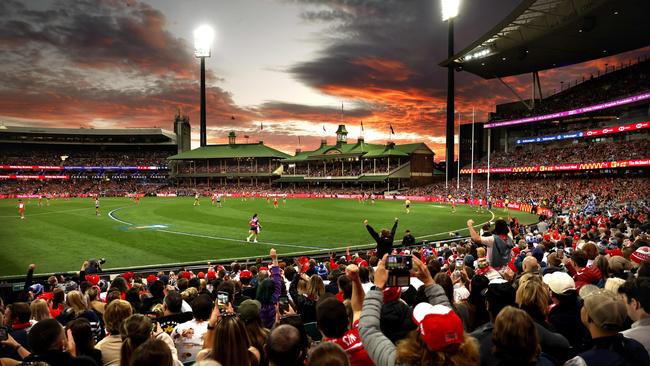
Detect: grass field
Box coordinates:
(0, 196, 539, 277)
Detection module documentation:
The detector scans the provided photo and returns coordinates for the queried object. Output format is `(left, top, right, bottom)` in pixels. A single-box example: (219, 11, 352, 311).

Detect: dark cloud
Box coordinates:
(256, 101, 371, 121)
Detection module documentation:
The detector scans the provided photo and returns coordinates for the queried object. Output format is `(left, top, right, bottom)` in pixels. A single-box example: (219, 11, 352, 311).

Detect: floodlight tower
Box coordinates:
(441, 0, 460, 191)
(194, 25, 215, 147)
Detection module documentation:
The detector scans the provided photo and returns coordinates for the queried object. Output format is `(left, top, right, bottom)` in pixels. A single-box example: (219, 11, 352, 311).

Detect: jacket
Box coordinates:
(289, 275, 318, 323)
(259, 266, 282, 329)
(565, 262, 602, 290)
(358, 284, 449, 366)
(367, 221, 398, 258)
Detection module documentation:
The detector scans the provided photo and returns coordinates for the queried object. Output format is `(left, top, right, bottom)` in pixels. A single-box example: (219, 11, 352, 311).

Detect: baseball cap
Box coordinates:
(412, 303, 464, 351)
(582, 290, 627, 331)
(85, 274, 100, 286)
(631, 246, 650, 264)
(237, 299, 261, 323)
(542, 272, 576, 295)
(197, 272, 205, 279)
(146, 275, 158, 283)
(239, 270, 252, 279)
(206, 271, 216, 281)
(383, 287, 402, 303)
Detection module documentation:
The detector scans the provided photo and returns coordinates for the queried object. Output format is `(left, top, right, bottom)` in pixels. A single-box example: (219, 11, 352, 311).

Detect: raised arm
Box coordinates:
(270, 249, 282, 304)
(364, 220, 380, 242)
(412, 255, 451, 308)
(467, 219, 482, 243)
(346, 264, 364, 323)
(23, 264, 35, 292)
(358, 255, 396, 366)
(390, 218, 398, 240)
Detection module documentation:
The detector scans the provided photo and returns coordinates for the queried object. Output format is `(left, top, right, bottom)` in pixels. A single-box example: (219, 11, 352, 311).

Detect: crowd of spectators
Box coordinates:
(0, 180, 167, 197)
(472, 139, 649, 169)
(0, 148, 170, 167)
(0, 199, 649, 365)
(490, 58, 649, 121)
(405, 175, 649, 214)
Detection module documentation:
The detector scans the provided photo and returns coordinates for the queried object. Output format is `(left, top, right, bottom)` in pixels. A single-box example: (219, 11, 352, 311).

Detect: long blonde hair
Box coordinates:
(66, 290, 89, 316)
(306, 275, 325, 300)
(395, 331, 479, 366)
(30, 299, 52, 321)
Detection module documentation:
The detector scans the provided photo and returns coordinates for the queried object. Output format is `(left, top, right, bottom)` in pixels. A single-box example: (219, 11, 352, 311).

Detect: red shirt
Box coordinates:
(326, 321, 375, 366)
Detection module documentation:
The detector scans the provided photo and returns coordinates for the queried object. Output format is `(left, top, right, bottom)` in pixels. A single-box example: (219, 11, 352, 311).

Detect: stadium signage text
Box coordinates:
(515, 121, 650, 145)
(460, 158, 650, 174)
(485, 92, 650, 129)
(0, 165, 167, 170)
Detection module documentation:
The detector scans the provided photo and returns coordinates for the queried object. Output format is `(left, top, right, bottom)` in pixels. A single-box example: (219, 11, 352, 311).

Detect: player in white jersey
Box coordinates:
(370, 193, 376, 205)
(95, 196, 100, 216)
(216, 194, 222, 208)
(246, 214, 260, 243)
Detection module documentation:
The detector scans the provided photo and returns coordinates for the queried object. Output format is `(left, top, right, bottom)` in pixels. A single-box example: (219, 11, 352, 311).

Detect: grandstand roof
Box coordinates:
(440, 0, 650, 79)
(0, 125, 175, 139)
(167, 142, 291, 160)
(283, 140, 431, 162)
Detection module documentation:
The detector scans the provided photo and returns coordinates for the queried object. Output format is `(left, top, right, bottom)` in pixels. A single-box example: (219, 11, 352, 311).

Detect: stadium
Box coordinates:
(0, 1, 649, 366)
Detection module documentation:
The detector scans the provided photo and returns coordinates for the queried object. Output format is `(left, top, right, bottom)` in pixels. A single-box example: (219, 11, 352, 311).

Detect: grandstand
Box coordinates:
(166, 131, 290, 188)
(277, 124, 435, 191)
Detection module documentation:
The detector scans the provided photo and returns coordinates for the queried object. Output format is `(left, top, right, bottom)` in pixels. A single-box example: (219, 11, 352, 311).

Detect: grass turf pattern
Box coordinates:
(0, 197, 538, 277)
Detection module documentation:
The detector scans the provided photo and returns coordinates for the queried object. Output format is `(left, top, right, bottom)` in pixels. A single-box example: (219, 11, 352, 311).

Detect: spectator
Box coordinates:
(490, 306, 554, 366)
(171, 294, 212, 364)
(307, 342, 350, 366)
(0, 302, 31, 360)
(257, 249, 282, 329)
(455, 274, 490, 332)
(401, 230, 416, 248)
(290, 273, 324, 324)
(129, 339, 173, 366)
(30, 299, 52, 322)
(359, 255, 479, 366)
(564, 250, 602, 291)
(364, 218, 399, 259)
(237, 299, 269, 363)
(618, 277, 650, 355)
(564, 290, 649, 366)
(2, 318, 95, 365)
(468, 219, 514, 273)
(265, 324, 304, 366)
(156, 291, 192, 335)
(94, 300, 132, 366)
(66, 318, 103, 365)
(57, 291, 101, 341)
(542, 272, 589, 353)
(119, 314, 180, 366)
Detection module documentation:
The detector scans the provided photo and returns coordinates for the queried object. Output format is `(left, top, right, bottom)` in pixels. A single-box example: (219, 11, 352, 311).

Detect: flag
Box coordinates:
(260, 122, 263, 131)
(231, 116, 235, 120)
(389, 124, 395, 135)
(322, 125, 326, 132)
(244, 135, 250, 139)
(361, 121, 364, 131)
(298, 136, 301, 145)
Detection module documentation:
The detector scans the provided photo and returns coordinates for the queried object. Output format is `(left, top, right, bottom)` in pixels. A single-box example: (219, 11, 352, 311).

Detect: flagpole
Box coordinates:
(470, 107, 475, 207)
(487, 128, 491, 199)
(456, 111, 460, 191)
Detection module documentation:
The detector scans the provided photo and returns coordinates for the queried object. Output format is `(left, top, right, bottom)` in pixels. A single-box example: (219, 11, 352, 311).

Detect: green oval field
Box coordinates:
(0, 197, 539, 277)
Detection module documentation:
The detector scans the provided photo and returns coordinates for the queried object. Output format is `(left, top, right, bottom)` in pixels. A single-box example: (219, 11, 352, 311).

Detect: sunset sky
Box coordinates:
(0, 0, 647, 159)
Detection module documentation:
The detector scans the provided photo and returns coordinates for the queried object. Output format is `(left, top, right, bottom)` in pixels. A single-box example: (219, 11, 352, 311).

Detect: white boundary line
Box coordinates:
(108, 206, 327, 250)
(0, 205, 123, 218)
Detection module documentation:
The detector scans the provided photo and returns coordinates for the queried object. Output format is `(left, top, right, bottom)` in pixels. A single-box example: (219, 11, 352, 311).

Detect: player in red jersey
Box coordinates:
(18, 199, 25, 219)
(450, 197, 457, 213)
(134, 193, 141, 205)
(273, 197, 278, 208)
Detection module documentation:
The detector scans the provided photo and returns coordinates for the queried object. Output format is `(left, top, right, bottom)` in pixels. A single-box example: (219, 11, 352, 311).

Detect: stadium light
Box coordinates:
(441, 0, 460, 21)
(193, 25, 214, 58)
(194, 25, 215, 147)
(441, 0, 461, 191)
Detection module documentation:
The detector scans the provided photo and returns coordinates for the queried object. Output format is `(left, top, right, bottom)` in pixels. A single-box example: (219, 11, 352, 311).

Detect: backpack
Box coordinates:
(491, 234, 514, 268)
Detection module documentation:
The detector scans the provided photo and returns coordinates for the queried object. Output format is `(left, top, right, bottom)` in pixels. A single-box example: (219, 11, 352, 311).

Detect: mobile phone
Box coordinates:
(217, 291, 229, 313)
(386, 255, 412, 287)
(386, 255, 412, 270)
(455, 259, 464, 270)
(0, 327, 9, 341)
(278, 295, 289, 314)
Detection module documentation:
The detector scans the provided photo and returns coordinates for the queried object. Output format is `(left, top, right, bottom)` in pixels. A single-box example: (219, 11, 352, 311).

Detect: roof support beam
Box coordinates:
(496, 77, 533, 110)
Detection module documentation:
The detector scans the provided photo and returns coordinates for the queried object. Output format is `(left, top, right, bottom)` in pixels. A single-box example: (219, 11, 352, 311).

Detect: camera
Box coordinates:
(386, 255, 412, 287)
(86, 258, 106, 274)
